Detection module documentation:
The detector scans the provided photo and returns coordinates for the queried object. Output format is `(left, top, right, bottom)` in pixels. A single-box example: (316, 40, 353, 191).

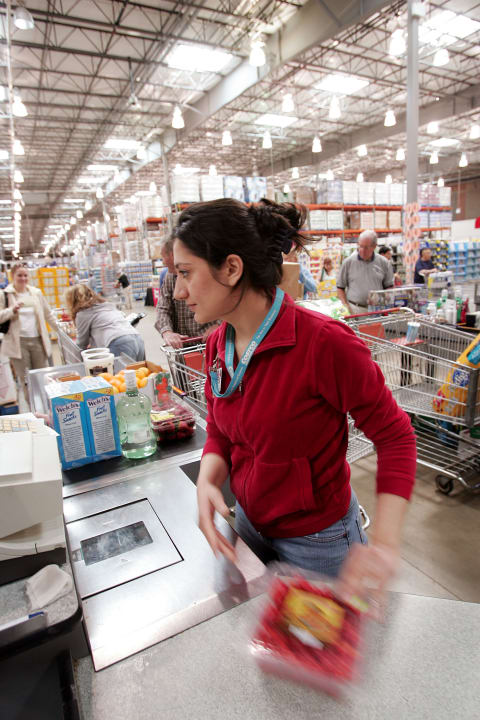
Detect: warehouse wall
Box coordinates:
(450, 179, 480, 220)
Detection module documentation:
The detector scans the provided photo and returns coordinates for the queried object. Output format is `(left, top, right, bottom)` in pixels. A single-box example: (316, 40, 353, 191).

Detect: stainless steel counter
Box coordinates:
(75, 591, 480, 719)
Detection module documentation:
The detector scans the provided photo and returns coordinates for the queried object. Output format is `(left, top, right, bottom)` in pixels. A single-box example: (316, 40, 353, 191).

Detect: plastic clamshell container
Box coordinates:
(150, 393, 198, 443)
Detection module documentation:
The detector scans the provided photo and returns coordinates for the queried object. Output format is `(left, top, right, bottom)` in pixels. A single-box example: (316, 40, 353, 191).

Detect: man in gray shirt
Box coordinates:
(337, 230, 394, 314)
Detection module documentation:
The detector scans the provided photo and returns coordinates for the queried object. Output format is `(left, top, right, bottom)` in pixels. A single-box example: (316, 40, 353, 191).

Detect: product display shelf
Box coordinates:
(36, 266, 70, 309)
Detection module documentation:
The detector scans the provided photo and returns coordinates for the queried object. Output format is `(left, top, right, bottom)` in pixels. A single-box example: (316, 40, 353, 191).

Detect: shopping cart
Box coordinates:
(345, 308, 480, 494)
(163, 338, 208, 414)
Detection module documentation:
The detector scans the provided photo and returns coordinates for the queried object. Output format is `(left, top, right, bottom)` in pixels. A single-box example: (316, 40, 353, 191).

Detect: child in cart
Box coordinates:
(172, 198, 417, 610)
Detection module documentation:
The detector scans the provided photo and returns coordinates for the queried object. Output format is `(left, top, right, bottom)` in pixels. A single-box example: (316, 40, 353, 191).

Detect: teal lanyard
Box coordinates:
(210, 287, 285, 398)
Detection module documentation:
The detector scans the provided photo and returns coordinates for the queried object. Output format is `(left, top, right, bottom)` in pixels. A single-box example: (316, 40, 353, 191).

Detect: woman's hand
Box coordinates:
(197, 480, 237, 564)
(338, 542, 399, 621)
(12, 301, 23, 314)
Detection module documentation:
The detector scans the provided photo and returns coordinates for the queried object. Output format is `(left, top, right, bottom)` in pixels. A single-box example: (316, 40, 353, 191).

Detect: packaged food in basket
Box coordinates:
(433, 332, 480, 418)
(250, 574, 367, 697)
(150, 373, 197, 442)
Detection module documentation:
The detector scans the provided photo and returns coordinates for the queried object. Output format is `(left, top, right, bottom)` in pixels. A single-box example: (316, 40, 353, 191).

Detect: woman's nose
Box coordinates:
(173, 276, 187, 300)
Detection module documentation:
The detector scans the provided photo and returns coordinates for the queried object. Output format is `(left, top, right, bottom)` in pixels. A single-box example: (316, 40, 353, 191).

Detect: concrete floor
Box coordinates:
(48, 302, 480, 604)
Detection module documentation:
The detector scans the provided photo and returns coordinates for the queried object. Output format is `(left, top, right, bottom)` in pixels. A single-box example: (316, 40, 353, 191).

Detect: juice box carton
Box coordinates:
(46, 376, 121, 469)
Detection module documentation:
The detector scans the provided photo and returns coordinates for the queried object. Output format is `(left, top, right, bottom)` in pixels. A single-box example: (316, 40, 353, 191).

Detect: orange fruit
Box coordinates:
(112, 385, 119, 394)
(118, 382, 126, 393)
(138, 377, 148, 388)
(100, 372, 113, 380)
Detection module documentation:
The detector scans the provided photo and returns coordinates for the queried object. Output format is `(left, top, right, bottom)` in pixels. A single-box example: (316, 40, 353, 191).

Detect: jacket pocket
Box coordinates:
(245, 456, 316, 527)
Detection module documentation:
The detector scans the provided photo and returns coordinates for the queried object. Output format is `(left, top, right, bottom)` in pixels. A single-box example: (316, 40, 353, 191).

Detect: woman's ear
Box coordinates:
(221, 254, 244, 287)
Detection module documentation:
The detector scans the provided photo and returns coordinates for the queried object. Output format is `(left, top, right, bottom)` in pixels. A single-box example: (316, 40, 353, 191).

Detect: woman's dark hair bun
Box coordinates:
(248, 198, 307, 262)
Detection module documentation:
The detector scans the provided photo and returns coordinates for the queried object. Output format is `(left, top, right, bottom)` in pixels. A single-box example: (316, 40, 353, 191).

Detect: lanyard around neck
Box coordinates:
(210, 287, 284, 399)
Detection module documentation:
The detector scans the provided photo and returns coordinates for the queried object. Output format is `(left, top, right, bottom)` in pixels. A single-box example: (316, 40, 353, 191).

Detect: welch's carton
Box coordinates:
(46, 376, 121, 469)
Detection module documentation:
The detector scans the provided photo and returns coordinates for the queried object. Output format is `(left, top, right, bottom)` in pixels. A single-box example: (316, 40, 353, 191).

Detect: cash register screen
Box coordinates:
(81, 521, 153, 566)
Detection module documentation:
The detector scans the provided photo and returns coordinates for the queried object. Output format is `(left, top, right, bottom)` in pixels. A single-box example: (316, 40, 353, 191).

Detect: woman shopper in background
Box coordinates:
(65, 284, 145, 361)
(0, 263, 58, 392)
(172, 198, 417, 608)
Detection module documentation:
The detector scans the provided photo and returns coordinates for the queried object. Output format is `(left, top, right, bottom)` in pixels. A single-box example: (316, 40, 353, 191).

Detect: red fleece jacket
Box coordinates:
(203, 294, 416, 538)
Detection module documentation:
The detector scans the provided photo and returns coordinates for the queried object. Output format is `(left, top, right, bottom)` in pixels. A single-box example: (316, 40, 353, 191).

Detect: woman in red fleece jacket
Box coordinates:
(173, 198, 416, 605)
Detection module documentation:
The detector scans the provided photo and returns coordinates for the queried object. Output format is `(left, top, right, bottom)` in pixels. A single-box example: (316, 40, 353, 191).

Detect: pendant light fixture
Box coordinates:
(437, 177, 445, 188)
(13, 139, 25, 155)
(459, 152, 468, 167)
(356, 172, 364, 183)
(388, 29, 406, 57)
(96, 187, 104, 199)
(326, 169, 334, 181)
(136, 145, 146, 160)
(384, 109, 396, 127)
(70, 216, 77, 225)
(76, 210, 83, 219)
(282, 93, 295, 113)
(357, 144, 368, 157)
(469, 124, 480, 140)
(172, 105, 184, 129)
(283, 183, 290, 194)
(14, 169, 24, 183)
(385, 174, 393, 184)
(0, 149, 8, 160)
(149, 181, 157, 193)
(13, 2, 35, 30)
(427, 121, 439, 134)
(433, 48, 449, 67)
(312, 135, 322, 153)
(85, 199, 92, 211)
(429, 151, 439, 164)
(13, 188, 22, 200)
(262, 130, 272, 149)
(329, 96, 341, 120)
(222, 130, 232, 146)
(291, 167, 299, 179)
(12, 95, 28, 118)
(209, 164, 217, 176)
(396, 147, 405, 161)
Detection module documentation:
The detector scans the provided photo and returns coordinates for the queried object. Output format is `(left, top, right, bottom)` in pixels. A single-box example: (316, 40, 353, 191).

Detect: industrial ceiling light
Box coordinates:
(14, 169, 24, 183)
(262, 130, 272, 149)
(356, 172, 364, 182)
(459, 152, 468, 167)
(0, 149, 8, 160)
(291, 167, 299, 179)
(136, 145, 147, 160)
(127, 58, 141, 110)
(385, 174, 393, 184)
(12, 95, 28, 118)
(0, 86, 6, 102)
(326, 169, 334, 181)
(96, 187, 104, 199)
(429, 150, 439, 164)
(328, 96, 341, 120)
(209, 164, 217, 176)
(312, 135, 322, 153)
(396, 147, 405, 161)
(149, 181, 157, 193)
(433, 48, 449, 67)
(70, 216, 77, 225)
(427, 121, 439, 134)
(249, 38, 266, 67)
(469, 124, 480, 140)
(172, 105, 184, 129)
(76, 210, 83, 219)
(222, 130, 232, 146)
(65, 223, 70, 231)
(13, 139, 24, 155)
(437, 177, 445, 187)
(13, 3, 35, 30)
(357, 144, 368, 157)
(384, 109, 396, 127)
(389, 29, 406, 57)
(13, 188, 22, 200)
(85, 199, 92, 211)
(282, 93, 295, 113)
(283, 183, 290, 194)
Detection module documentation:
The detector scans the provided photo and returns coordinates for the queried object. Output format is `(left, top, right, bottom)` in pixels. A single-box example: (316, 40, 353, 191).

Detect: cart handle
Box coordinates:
(345, 307, 416, 320)
(180, 336, 204, 346)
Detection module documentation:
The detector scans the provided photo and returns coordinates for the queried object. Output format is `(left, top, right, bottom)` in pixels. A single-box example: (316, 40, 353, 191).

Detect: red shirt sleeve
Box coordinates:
(314, 320, 417, 500)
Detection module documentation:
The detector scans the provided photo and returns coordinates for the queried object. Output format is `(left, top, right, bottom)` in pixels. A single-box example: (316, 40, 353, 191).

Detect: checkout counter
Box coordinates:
(1, 358, 479, 719)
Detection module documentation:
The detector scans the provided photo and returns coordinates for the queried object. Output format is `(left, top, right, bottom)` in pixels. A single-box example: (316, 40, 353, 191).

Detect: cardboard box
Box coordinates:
(46, 376, 121, 469)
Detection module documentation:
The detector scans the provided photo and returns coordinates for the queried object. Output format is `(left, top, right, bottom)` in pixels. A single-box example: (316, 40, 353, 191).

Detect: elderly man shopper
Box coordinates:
(155, 235, 218, 348)
(337, 231, 393, 314)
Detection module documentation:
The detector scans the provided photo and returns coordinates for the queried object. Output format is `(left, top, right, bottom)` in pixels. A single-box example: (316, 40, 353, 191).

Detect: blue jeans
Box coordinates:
(108, 334, 145, 361)
(235, 489, 367, 578)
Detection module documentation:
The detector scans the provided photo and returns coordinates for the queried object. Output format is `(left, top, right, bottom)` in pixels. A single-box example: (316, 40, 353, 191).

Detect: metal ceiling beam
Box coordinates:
(157, 0, 394, 156)
(258, 81, 480, 176)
